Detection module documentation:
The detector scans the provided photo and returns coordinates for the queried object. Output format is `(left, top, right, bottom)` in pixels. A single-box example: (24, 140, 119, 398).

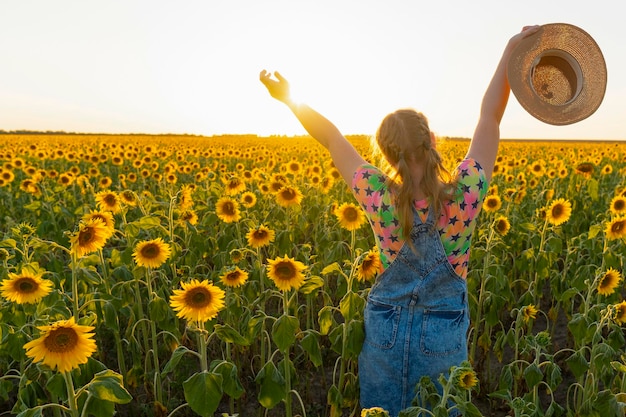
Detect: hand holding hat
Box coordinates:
(507, 23, 607, 125)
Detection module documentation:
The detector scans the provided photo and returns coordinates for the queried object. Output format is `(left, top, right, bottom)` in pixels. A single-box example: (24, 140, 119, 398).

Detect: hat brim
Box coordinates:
(508, 23, 607, 126)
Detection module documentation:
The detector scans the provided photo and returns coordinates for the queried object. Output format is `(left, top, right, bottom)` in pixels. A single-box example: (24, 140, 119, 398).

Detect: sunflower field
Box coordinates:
(0, 133, 625, 417)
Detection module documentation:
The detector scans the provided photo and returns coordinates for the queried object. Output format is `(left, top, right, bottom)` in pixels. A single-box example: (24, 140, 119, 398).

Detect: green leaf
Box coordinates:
(255, 361, 285, 409)
(523, 363, 543, 388)
(16, 407, 44, 417)
(566, 350, 589, 379)
(162, 345, 195, 375)
(318, 306, 334, 336)
(593, 390, 619, 415)
(588, 224, 603, 239)
(339, 291, 365, 321)
(148, 295, 169, 323)
(299, 275, 325, 294)
(587, 178, 599, 201)
(183, 371, 223, 417)
(210, 360, 244, 399)
(345, 319, 364, 357)
(87, 370, 132, 404)
(321, 262, 342, 275)
(301, 330, 323, 367)
(215, 324, 250, 346)
(271, 314, 299, 351)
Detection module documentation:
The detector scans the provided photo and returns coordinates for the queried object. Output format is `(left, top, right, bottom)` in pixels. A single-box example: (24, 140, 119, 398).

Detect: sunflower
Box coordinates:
(275, 185, 303, 208)
(178, 185, 194, 210)
(224, 177, 246, 195)
(133, 238, 172, 268)
(609, 196, 626, 216)
(215, 196, 241, 223)
(95, 190, 122, 213)
(120, 190, 138, 206)
(70, 219, 110, 258)
(356, 249, 381, 282)
(605, 216, 626, 241)
(575, 162, 594, 179)
(452, 365, 478, 390)
(179, 209, 199, 225)
(494, 216, 511, 236)
(546, 198, 572, 226)
(1, 270, 54, 304)
(614, 301, 626, 325)
(597, 268, 622, 296)
(23, 317, 97, 373)
(240, 191, 257, 208)
(334, 203, 367, 231)
(267, 255, 307, 291)
(246, 225, 276, 249)
(522, 304, 538, 323)
(220, 267, 249, 288)
(81, 210, 115, 238)
(169, 279, 226, 323)
(482, 195, 502, 213)
(360, 407, 389, 417)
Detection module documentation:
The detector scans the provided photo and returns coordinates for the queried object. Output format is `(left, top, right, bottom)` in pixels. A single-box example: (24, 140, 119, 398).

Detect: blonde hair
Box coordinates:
(372, 109, 455, 247)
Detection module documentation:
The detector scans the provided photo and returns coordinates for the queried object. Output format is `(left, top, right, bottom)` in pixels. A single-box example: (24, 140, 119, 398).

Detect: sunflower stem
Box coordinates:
(145, 267, 163, 404)
(71, 253, 80, 319)
(63, 371, 80, 417)
(198, 324, 208, 372)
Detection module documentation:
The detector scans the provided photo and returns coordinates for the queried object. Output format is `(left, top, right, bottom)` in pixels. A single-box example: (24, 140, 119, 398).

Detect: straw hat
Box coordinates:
(507, 23, 607, 125)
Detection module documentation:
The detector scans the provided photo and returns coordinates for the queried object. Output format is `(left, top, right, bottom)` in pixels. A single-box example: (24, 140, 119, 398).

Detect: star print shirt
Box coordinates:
(351, 157, 488, 279)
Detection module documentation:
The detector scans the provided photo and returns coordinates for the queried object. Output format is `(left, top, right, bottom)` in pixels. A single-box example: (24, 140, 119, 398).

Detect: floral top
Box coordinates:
(351, 158, 488, 279)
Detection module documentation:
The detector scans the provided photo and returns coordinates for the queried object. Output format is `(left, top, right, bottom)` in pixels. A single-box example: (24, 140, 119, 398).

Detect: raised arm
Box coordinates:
(466, 25, 540, 181)
(259, 70, 367, 184)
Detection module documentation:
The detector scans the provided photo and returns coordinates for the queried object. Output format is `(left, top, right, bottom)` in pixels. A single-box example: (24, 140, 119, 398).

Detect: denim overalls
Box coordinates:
(358, 206, 469, 417)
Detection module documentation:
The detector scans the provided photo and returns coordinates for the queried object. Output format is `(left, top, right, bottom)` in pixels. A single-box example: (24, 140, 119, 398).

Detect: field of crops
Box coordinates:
(0, 134, 625, 417)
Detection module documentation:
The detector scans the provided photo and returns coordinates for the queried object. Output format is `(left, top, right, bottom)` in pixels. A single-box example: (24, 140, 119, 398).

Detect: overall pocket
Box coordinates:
(420, 309, 466, 356)
(363, 299, 401, 350)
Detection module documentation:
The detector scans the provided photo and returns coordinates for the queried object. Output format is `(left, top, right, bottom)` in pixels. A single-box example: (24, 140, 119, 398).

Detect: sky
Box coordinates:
(0, 0, 624, 140)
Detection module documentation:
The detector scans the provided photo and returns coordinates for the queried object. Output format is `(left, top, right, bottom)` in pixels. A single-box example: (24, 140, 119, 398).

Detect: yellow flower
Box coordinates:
(546, 198, 572, 226)
(613, 301, 626, 325)
(267, 255, 307, 291)
(455, 368, 479, 390)
(169, 279, 226, 323)
(357, 249, 381, 282)
(95, 190, 122, 213)
(482, 195, 502, 212)
(23, 317, 97, 373)
(215, 196, 241, 223)
(275, 185, 303, 208)
(220, 267, 249, 288)
(522, 305, 538, 323)
(1, 269, 53, 304)
(605, 216, 626, 240)
(120, 190, 138, 206)
(240, 191, 257, 208)
(70, 219, 110, 258)
(334, 202, 367, 231)
(246, 225, 275, 249)
(597, 268, 622, 296)
(575, 162, 594, 178)
(81, 210, 115, 238)
(223, 176, 246, 196)
(609, 196, 626, 216)
(133, 238, 172, 268)
(494, 215, 511, 236)
(361, 407, 389, 417)
(179, 209, 199, 225)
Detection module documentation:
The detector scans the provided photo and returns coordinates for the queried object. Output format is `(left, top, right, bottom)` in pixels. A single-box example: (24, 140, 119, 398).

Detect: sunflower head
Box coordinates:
(70, 219, 111, 258)
(133, 238, 172, 269)
(597, 268, 622, 296)
(451, 362, 478, 391)
(1, 268, 54, 304)
(275, 185, 303, 208)
(334, 203, 367, 231)
(521, 304, 538, 323)
(169, 279, 226, 324)
(482, 195, 502, 213)
(613, 301, 626, 325)
(494, 216, 511, 236)
(23, 317, 97, 373)
(605, 216, 626, 241)
(215, 196, 241, 223)
(360, 407, 390, 417)
(267, 255, 307, 292)
(246, 225, 276, 249)
(95, 190, 122, 213)
(610, 196, 626, 215)
(220, 267, 249, 288)
(357, 249, 381, 282)
(546, 198, 572, 226)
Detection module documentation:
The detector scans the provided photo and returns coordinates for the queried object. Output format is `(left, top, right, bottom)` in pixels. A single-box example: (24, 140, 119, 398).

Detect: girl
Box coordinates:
(260, 25, 540, 417)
